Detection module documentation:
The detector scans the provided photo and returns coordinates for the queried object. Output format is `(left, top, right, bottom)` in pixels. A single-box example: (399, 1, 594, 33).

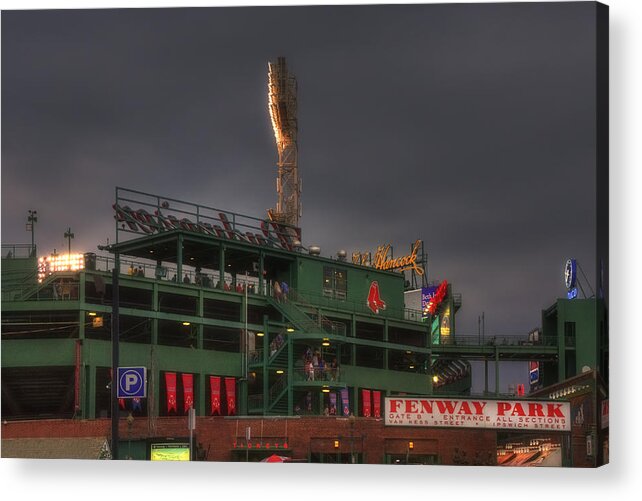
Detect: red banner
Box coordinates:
(373, 390, 381, 418)
(362, 389, 372, 417)
(225, 377, 236, 416)
(165, 372, 177, 414)
(182, 373, 194, 413)
(210, 376, 221, 415)
(109, 368, 126, 412)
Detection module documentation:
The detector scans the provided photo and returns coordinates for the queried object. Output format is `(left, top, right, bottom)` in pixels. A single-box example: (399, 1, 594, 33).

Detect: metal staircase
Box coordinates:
(252, 288, 345, 416)
(266, 297, 320, 333)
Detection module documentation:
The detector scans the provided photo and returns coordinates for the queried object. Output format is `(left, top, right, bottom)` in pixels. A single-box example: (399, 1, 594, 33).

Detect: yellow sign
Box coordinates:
(372, 240, 424, 275)
(440, 306, 451, 338)
(150, 443, 190, 461)
(352, 251, 371, 266)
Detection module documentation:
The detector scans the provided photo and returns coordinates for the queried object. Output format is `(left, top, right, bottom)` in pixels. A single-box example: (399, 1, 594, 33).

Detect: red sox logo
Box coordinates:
(367, 281, 386, 314)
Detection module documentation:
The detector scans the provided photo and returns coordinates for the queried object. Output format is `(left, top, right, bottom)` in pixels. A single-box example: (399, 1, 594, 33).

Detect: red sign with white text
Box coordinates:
(385, 397, 571, 431)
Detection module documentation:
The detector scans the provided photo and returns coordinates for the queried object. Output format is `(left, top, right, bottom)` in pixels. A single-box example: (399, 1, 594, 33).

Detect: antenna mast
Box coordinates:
(267, 57, 300, 228)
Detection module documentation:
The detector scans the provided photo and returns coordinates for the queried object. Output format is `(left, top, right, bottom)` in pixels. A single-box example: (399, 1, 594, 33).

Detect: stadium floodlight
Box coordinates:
(267, 57, 301, 229)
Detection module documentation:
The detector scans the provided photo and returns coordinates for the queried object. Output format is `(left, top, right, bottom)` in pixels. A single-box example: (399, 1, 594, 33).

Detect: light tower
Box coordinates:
(267, 57, 301, 229)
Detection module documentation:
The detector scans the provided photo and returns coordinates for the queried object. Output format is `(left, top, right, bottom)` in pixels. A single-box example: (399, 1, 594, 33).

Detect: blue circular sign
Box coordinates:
(564, 258, 577, 290)
(119, 368, 145, 397)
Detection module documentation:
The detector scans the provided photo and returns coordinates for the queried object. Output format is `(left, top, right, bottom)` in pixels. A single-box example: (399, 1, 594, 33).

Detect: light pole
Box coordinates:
(26, 210, 37, 256)
(349, 413, 356, 464)
(64, 227, 74, 255)
(111, 257, 120, 460)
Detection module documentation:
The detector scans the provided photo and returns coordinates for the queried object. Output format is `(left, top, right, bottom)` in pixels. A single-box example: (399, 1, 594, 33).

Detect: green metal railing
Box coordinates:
(294, 288, 425, 324)
(2, 243, 36, 259)
(292, 366, 341, 383)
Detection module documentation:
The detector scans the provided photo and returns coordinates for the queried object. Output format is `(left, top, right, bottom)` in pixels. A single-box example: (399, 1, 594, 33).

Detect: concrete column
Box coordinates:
(258, 252, 265, 295)
(176, 234, 183, 281)
(218, 244, 226, 290)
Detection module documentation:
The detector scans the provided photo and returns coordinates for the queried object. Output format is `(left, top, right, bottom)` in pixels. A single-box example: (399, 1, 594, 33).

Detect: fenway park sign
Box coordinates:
(114, 204, 301, 252)
(385, 397, 571, 431)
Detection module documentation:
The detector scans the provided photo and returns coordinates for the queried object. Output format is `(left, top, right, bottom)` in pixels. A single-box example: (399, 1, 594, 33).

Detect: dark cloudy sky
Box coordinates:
(2, 3, 599, 390)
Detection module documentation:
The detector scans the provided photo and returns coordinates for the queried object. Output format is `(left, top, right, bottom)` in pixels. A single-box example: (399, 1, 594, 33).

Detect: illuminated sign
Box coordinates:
(421, 286, 438, 319)
(440, 306, 451, 337)
(529, 361, 540, 385)
(373, 240, 424, 275)
(431, 317, 440, 345)
(114, 204, 301, 252)
(366, 281, 386, 314)
(425, 280, 448, 315)
(385, 397, 571, 431)
(564, 258, 577, 290)
(150, 442, 190, 461)
(353, 240, 424, 276)
(567, 287, 578, 299)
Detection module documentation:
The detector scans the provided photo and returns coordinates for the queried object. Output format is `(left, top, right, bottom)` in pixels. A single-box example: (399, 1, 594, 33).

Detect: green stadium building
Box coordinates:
(1, 188, 607, 466)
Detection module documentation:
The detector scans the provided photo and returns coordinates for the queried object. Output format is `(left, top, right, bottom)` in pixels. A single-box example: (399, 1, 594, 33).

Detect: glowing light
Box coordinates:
(37, 252, 85, 282)
(182, 322, 191, 326)
(256, 332, 264, 337)
(286, 327, 295, 333)
(276, 370, 284, 374)
(432, 376, 439, 383)
(88, 312, 97, 316)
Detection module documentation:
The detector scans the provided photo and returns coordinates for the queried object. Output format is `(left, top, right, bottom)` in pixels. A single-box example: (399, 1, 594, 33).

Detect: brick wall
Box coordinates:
(2, 416, 497, 465)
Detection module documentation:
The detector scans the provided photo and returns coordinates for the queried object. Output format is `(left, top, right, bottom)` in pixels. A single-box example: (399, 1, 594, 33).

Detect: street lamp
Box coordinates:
(26, 210, 37, 256)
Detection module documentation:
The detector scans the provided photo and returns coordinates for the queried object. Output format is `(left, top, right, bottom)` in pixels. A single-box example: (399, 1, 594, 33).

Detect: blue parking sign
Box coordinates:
(117, 367, 147, 398)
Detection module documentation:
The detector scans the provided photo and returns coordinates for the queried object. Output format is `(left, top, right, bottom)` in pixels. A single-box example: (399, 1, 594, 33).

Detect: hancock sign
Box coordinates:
(385, 397, 571, 431)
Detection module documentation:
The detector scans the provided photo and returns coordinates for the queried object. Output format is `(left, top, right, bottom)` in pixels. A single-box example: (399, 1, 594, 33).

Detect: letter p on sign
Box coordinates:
(117, 367, 147, 398)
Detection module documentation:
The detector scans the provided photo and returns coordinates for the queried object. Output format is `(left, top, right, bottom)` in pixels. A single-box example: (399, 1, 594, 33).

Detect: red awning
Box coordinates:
(261, 454, 290, 463)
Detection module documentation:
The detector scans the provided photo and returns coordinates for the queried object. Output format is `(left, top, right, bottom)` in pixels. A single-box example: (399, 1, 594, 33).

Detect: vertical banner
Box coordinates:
(74, 340, 81, 412)
(421, 286, 438, 320)
(210, 376, 221, 415)
(225, 377, 236, 416)
(182, 373, 194, 413)
(329, 392, 337, 415)
(361, 389, 372, 417)
(165, 372, 177, 414)
(372, 390, 381, 418)
(340, 388, 350, 416)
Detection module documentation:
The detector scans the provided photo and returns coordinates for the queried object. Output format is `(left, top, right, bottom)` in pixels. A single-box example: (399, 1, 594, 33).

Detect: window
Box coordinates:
(323, 266, 347, 300)
(564, 321, 576, 347)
